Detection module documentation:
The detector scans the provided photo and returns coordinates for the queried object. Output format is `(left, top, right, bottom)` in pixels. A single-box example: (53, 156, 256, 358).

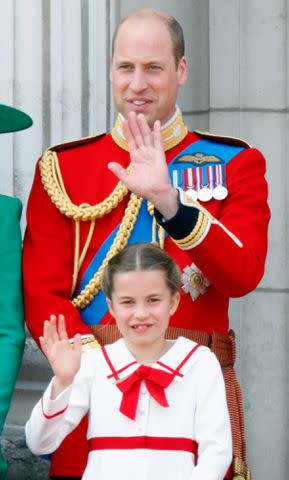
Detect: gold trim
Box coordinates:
(71, 193, 143, 310)
(179, 190, 243, 248)
(40, 109, 189, 310)
(40, 150, 137, 299)
(70, 336, 100, 351)
(40, 143, 165, 310)
(172, 211, 209, 249)
(233, 457, 251, 480)
(147, 201, 165, 249)
(81, 339, 100, 352)
(194, 130, 251, 148)
(46, 132, 105, 153)
(111, 109, 188, 152)
(40, 149, 129, 222)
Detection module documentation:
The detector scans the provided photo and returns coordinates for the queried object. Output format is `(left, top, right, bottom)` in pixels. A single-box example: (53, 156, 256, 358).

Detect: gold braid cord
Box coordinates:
(40, 149, 128, 221)
(147, 201, 165, 249)
(71, 193, 142, 310)
(40, 149, 142, 310)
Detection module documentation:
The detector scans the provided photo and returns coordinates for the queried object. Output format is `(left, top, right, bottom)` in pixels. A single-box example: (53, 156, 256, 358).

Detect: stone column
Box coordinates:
(209, 1, 289, 478)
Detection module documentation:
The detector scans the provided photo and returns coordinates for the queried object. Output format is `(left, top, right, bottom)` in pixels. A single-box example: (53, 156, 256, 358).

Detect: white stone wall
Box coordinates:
(209, 2, 289, 478)
(0, 0, 287, 478)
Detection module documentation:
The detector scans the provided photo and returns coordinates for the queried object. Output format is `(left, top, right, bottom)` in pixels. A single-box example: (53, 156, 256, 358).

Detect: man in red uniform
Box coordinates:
(23, 8, 270, 480)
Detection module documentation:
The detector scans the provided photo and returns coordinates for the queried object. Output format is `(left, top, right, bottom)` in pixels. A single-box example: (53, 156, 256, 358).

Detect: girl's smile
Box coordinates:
(107, 269, 180, 363)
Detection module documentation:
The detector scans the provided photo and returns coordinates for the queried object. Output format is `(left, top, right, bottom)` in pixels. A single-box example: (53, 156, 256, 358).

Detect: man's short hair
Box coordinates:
(111, 9, 185, 69)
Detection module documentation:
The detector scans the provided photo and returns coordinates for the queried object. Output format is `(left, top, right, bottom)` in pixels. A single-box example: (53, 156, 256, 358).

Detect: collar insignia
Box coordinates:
(111, 106, 188, 152)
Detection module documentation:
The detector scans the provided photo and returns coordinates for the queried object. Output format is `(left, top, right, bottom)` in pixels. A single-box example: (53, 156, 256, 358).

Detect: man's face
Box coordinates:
(110, 17, 188, 127)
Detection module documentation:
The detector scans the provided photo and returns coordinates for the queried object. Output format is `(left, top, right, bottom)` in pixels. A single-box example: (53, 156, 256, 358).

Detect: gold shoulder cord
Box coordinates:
(147, 201, 165, 249)
(40, 110, 188, 312)
(40, 149, 142, 310)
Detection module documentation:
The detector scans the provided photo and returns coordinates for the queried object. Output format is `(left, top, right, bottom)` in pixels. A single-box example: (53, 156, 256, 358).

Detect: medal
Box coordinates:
(170, 136, 246, 203)
(212, 165, 228, 200)
(198, 166, 213, 202)
(185, 168, 198, 201)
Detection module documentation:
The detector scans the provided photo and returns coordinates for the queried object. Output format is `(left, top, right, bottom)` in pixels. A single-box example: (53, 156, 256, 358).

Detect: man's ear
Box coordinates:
(170, 291, 180, 316)
(177, 56, 188, 87)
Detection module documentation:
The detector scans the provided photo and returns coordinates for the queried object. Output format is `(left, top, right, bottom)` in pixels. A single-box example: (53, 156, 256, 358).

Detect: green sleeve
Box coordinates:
(0, 195, 25, 433)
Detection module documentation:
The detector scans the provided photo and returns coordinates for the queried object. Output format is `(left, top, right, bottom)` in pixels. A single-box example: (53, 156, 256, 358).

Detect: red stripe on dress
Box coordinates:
(41, 397, 68, 419)
(101, 346, 119, 380)
(88, 435, 198, 458)
(175, 344, 201, 374)
(157, 344, 201, 379)
(107, 361, 138, 379)
(156, 361, 183, 377)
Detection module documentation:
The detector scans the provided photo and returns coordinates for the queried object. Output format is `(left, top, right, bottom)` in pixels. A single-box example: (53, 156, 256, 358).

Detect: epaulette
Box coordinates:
(48, 132, 106, 153)
(194, 130, 251, 149)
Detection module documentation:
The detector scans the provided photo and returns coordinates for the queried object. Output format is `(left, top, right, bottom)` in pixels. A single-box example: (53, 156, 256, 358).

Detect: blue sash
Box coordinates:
(78, 200, 160, 325)
(172, 139, 244, 167)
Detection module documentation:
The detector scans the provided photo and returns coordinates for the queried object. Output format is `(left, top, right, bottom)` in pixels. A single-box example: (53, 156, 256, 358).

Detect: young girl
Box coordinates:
(25, 243, 232, 480)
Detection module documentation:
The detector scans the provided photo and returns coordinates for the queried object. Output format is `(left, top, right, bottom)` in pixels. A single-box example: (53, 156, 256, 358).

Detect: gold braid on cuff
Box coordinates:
(172, 210, 210, 249)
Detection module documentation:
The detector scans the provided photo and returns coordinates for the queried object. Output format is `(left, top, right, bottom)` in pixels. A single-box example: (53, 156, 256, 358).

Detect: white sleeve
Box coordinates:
(191, 350, 232, 480)
(25, 350, 95, 455)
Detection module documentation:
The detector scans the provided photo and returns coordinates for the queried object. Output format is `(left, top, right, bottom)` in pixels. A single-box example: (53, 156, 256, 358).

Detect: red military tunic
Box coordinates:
(23, 109, 270, 477)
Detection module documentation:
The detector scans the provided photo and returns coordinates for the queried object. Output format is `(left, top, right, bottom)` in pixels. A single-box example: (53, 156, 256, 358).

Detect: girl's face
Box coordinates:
(107, 269, 180, 356)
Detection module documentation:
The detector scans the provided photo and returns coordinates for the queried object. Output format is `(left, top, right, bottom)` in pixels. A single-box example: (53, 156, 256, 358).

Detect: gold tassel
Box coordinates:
(147, 201, 165, 249)
(158, 225, 165, 249)
(245, 467, 252, 480)
(233, 457, 251, 480)
(148, 201, 158, 245)
(151, 217, 157, 244)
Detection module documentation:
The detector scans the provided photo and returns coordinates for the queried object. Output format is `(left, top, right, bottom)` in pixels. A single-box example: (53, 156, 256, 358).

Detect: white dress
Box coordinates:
(25, 337, 232, 480)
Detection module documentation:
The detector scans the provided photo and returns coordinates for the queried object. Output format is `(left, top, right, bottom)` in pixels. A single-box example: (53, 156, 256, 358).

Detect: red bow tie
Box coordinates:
(117, 365, 175, 420)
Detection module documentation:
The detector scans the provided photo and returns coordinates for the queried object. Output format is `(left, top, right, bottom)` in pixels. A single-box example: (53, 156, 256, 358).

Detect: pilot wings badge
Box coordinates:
(176, 153, 222, 167)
